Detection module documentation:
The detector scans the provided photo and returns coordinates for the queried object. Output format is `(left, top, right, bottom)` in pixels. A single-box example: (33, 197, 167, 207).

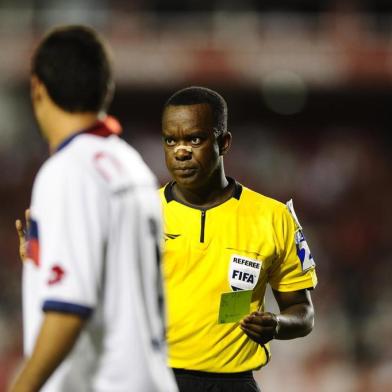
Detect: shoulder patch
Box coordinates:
(286, 199, 315, 271)
(286, 199, 302, 229)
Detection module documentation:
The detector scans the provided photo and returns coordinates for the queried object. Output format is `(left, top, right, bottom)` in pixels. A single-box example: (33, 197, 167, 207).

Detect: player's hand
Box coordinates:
(15, 209, 30, 262)
(240, 311, 278, 345)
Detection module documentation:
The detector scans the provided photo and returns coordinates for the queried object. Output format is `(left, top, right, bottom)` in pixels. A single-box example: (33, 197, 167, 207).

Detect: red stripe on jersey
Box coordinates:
(56, 116, 123, 153)
(27, 219, 40, 267)
(86, 116, 122, 138)
(28, 239, 40, 267)
(102, 115, 122, 135)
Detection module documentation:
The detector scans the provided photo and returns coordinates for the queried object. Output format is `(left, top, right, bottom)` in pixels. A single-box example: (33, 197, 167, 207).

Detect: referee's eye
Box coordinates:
(190, 137, 201, 145)
(164, 137, 176, 147)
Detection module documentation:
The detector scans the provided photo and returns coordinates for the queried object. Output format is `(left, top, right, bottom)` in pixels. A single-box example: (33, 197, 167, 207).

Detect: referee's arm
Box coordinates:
(10, 312, 85, 392)
(240, 289, 314, 344)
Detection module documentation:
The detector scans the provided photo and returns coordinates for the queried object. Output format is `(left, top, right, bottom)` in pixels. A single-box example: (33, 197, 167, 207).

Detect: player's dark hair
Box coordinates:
(32, 25, 113, 113)
(164, 86, 228, 136)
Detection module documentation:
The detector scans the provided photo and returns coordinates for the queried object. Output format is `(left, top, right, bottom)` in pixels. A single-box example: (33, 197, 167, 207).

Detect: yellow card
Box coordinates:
(218, 290, 253, 324)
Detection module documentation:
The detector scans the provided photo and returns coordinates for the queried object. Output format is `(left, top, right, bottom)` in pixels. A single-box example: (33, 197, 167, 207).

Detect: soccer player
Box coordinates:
(160, 86, 317, 391)
(11, 26, 177, 392)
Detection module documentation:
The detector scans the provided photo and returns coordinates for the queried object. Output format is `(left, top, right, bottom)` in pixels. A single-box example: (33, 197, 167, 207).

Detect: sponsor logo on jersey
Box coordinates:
(228, 254, 262, 291)
(295, 230, 315, 271)
(27, 218, 40, 267)
(47, 265, 66, 285)
(164, 233, 181, 241)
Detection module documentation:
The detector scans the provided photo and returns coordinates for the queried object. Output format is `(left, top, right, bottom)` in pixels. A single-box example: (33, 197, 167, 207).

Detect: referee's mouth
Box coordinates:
(174, 167, 198, 177)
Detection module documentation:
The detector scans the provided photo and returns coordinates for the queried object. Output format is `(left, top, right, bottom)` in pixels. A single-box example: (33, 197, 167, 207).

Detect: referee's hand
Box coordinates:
(15, 209, 30, 262)
(240, 311, 278, 345)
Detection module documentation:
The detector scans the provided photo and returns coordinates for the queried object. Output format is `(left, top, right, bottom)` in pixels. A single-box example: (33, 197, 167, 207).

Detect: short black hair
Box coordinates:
(164, 86, 228, 136)
(32, 25, 113, 113)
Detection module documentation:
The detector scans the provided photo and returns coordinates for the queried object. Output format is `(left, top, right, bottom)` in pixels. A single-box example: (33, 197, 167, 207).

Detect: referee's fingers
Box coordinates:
(242, 313, 276, 327)
(240, 325, 272, 345)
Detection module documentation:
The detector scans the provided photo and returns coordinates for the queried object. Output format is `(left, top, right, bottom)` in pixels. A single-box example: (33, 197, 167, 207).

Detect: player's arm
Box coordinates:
(10, 312, 85, 392)
(240, 288, 314, 345)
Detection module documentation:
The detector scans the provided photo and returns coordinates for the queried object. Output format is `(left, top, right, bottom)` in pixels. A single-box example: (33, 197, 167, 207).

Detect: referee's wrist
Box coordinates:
(273, 314, 281, 339)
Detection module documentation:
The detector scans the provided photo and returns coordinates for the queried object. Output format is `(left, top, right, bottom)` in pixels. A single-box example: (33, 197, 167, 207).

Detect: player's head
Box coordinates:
(162, 86, 232, 190)
(31, 25, 114, 114)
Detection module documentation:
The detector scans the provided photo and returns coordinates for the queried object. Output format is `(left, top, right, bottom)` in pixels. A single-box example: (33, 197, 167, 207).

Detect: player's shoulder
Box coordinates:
(54, 133, 155, 185)
(33, 150, 87, 201)
(34, 148, 72, 186)
(37, 135, 92, 177)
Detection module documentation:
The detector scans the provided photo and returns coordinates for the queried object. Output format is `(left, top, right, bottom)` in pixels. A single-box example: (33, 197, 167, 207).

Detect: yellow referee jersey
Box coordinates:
(160, 179, 317, 373)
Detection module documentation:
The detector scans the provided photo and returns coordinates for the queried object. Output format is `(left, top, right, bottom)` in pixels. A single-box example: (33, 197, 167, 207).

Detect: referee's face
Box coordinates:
(162, 103, 222, 190)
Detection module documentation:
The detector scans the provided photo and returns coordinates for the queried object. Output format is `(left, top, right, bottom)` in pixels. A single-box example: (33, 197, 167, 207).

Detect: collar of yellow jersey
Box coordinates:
(164, 177, 243, 206)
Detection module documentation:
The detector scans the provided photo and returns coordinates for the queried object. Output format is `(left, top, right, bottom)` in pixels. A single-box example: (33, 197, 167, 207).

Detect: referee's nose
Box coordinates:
(174, 146, 192, 161)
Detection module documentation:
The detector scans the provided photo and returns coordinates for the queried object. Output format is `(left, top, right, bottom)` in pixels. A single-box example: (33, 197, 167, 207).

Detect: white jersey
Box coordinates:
(23, 122, 177, 392)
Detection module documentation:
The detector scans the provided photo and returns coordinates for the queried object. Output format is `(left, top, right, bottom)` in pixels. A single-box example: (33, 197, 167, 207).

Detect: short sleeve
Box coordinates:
(268, 202, 317, 292)
(30, 158, 108, 317)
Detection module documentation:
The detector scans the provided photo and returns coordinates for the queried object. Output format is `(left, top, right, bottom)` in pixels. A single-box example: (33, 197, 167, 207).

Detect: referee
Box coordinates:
(159, 86, 317, 392)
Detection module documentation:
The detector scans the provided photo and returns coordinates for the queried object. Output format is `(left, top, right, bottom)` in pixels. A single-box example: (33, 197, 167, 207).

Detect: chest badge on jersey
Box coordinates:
(228, 254, 262, 291)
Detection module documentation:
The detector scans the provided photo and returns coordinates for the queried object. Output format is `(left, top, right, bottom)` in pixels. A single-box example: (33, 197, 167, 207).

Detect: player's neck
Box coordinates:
(44, 109, 100, 154)
(174, 169, 233, 209)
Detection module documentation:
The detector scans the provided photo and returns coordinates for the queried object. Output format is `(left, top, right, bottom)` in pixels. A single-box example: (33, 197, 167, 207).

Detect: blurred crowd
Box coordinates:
(1, 88, 392, 392)
(2, 113, 392, 391)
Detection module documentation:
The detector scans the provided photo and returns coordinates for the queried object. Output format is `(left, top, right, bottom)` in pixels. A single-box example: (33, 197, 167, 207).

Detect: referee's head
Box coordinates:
(163, 86, 228, 140)
(162, 86, 232, 192)
(31, 25, 114, 114)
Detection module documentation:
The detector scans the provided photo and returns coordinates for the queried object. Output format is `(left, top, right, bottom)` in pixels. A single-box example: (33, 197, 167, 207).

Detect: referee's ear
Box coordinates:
(219, 131, 232, 156)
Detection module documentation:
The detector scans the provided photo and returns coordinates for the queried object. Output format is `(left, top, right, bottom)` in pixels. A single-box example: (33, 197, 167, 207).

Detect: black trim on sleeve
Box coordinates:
(43, 300, 93, 319)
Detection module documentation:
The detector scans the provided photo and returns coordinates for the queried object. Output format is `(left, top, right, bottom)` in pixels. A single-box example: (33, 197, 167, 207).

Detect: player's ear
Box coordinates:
(219, 131, 232, 156)
(30, 75, 46, 104)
